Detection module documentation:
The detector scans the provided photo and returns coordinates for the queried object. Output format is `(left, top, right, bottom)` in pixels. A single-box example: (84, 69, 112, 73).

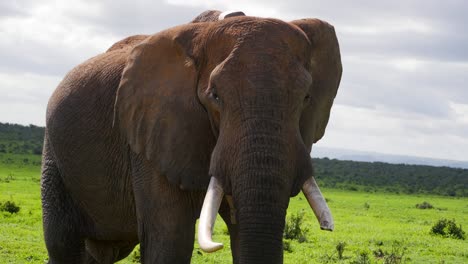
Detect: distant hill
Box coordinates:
(313, 147, 468, 169)
(312, 157, 467, 197)
(1, 122, 467, 197)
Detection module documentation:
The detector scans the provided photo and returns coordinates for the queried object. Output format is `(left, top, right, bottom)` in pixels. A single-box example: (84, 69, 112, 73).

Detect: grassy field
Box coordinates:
(0, 153, 467, 263)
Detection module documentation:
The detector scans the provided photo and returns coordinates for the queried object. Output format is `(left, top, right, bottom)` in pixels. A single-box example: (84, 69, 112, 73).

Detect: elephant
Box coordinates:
(41, 9, 342, 264)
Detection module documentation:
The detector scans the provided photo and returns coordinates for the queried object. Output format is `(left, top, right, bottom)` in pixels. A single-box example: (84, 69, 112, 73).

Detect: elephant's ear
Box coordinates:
(290, 19, 342, 146)
(115, 24, 215, 190)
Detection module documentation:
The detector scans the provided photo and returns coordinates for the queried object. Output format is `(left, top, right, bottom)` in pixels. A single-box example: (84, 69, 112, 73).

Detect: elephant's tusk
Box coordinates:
(218, 10, 246, 20)
(302, 176, 334, 231)
(198, 177, 224, 253)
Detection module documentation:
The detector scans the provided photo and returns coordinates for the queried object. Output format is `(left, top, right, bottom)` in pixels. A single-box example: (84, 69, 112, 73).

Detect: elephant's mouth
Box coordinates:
(197, 173, 333, 253)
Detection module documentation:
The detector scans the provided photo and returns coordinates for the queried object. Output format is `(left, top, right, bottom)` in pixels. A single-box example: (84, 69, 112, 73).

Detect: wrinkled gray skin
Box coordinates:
(41, 9, 341, 264)
(42, 11, 226, 264)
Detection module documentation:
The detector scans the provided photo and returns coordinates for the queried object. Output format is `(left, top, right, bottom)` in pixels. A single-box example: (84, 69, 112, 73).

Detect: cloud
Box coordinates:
(0, 1, 32, 18)
(316, 104, 468, 161)
(67, 0, 206, 36)
(0, 72, 60, 125)
(337, 55, 468, 118)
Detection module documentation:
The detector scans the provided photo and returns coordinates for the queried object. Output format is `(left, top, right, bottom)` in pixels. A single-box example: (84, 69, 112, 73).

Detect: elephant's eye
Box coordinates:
(209, 85, 220, 102)
(212, 92, 220, 101)
(304, 94, 311, 101)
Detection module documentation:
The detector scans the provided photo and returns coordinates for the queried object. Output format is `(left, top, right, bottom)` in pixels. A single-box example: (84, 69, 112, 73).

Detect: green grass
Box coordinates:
(1, 153, 467, 263)
(0, 154, 44, 263)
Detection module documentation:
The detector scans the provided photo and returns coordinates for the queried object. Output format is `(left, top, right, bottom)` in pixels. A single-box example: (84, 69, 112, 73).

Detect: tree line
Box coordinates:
(0, 122, 44, 155)
(1, 122, 466, 197)
(313, 158, 467, 197)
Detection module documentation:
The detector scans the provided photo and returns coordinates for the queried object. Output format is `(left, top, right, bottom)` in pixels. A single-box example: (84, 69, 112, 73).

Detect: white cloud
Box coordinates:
(316, 104, 468, 161)
(451, 102, 468, 124)
(389, 58, 424, 72)
(341, 18, 434, 36)
(0, 72, 60, 126)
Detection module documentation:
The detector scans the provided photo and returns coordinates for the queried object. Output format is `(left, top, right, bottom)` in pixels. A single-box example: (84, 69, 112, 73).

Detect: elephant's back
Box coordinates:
(47, 47, 129, 119)
(46, 48, 129, 164)
(45, 48, 138, 239)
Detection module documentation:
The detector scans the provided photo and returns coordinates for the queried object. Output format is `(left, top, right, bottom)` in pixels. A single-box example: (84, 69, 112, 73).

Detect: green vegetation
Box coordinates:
(314, 158, 468, 197)
(0, 123, 44, 155)
(431, 219, 466, 240)
(336, 241, 347, 260)
(0, 153, 44, 263)
(1, 122, 467, 263)
(0, 200, 21, 214)
(284, 211, 308, 243)
(415, 201, 434, 209)
(2, 122, 467, 197)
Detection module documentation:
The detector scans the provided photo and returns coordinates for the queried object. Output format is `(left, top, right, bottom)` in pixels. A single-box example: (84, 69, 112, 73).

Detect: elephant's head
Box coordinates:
(115, 14, 341, 263)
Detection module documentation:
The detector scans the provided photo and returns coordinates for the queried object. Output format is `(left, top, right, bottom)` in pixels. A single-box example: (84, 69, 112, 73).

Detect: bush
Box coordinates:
(431, 219, 466, 240)
(284, 211, 308, 243)
(383, 241, 407, 264)
(283, 240, 293, 253)
(364, 202, 370, 210)
(0, 201, 20, 214)
(336, 241, 346, 259)
(373, 241, 408, 264)
(351, 251, 371, 264)
(415, 201, 433, 209)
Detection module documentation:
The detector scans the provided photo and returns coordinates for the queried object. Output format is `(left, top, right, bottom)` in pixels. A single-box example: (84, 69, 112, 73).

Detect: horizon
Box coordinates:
(2, 121, 468, 165)
(1, 1, 467, 162)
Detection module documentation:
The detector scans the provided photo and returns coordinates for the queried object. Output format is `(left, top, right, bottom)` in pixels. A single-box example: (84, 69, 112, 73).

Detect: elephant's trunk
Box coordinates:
(198, 116, 334, 261)
(235, 177, 287, 264)
(230, 131, 290, 263)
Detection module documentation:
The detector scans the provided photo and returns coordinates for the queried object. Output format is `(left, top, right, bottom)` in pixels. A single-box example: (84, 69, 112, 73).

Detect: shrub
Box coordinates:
(351, 251, 371, 264)
(384, 241, 407, 264)
(415, 201, 433, 209)
(283, 240, 293, 253)
(373, 248, 385, 258)
(364, 202, 370, 210)
(0, 201, 20, 214)
(372, 241, 408, 263)
(431, 219, 466, 240)
(336, 241, 346, 259)
(284, 211, 308, 243)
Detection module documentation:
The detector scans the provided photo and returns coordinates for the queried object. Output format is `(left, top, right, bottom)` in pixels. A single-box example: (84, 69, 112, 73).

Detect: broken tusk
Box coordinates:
(302, 176, 334, 231)
(218, 10, 246, 20)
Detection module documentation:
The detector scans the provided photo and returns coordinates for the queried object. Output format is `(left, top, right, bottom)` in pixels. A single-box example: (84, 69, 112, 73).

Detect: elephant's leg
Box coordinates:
(41, 140, 86, 263)
(137, 195, 197, 263)
(132, 157, 198, 263)
(219, 199, 240, 264)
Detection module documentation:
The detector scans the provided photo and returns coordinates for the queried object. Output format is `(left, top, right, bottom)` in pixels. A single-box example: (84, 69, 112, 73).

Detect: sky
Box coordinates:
(1, 0, 467, 161)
